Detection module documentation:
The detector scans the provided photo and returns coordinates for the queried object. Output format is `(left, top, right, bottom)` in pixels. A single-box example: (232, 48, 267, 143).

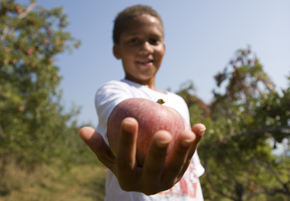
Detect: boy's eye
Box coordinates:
(149, 38, 158, 45)
(130, 38, 138, 43)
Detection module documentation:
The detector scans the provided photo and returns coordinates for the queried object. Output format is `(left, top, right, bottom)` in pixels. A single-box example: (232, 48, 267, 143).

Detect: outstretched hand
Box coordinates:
(79, 117, 205, 195)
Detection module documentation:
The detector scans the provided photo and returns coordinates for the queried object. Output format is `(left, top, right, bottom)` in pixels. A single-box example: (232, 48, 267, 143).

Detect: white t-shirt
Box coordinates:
(95, 79, 204, 201)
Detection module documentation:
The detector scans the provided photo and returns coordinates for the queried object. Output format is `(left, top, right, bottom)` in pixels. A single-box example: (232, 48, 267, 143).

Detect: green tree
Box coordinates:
(0, 0, 83, 172)
(178, 47, 290, 200)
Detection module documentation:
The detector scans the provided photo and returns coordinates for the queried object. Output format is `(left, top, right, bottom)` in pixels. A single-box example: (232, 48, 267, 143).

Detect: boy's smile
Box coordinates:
(113, 14, 165, 89)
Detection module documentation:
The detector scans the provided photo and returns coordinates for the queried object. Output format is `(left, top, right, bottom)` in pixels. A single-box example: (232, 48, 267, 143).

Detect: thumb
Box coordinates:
(79, 127, 117, 174)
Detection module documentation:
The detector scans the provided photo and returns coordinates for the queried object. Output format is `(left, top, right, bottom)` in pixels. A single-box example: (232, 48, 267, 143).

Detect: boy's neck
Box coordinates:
(124, 76, 157, 90)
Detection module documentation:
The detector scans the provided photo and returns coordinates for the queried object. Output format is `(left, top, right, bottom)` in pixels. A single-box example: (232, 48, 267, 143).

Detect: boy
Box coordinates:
(79, 5, 206, 201)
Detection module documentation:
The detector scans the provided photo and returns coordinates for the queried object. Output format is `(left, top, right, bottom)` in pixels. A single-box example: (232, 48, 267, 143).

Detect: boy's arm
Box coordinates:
(79, 118, 205, 195)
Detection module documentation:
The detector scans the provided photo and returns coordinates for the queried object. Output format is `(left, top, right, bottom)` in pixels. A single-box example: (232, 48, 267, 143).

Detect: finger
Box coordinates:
(162, 129, 196, 185)
(192, 123, 206, 138)
(177, 124, 206, 176)
(141, 130, 172, 192)
(173, 123, 206, 180)
(187, 123, 206, 158)
(116, 117, 139, 190)
(79, 127, 116, 173)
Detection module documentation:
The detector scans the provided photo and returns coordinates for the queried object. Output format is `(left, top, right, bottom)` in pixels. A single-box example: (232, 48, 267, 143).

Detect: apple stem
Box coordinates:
(156, 99, 166, 105)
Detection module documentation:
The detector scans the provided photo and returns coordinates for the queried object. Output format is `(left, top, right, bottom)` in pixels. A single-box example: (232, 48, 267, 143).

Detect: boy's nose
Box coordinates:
(139, 41, 153, 55)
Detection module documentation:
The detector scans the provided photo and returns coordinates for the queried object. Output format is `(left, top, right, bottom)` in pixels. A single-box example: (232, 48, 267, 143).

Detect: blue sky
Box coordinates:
(18, 0, 290, 127)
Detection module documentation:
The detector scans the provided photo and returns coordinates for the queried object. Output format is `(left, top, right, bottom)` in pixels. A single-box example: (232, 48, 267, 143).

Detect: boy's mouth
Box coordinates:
(136, 60, 154, 66)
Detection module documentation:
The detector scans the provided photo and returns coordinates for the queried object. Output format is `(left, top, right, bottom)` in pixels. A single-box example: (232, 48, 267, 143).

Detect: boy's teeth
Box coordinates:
(139, 61, 151, 64)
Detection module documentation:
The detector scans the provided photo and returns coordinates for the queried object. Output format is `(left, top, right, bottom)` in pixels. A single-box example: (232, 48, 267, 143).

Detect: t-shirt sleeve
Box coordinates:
(95, 81, 133, 144)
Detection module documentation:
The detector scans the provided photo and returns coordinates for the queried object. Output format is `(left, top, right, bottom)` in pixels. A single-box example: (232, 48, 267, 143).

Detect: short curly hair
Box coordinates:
(113, 5, 164, 44)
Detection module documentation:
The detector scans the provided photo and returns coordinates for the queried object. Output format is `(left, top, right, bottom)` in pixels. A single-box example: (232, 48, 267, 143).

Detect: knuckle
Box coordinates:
(144, 167, 160, 176)
(175, 146, 188, 157)
(117, 159, 134, 170)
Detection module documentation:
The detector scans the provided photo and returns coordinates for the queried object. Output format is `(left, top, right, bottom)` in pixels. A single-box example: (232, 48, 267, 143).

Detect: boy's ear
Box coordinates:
(113, 44, 121, 59)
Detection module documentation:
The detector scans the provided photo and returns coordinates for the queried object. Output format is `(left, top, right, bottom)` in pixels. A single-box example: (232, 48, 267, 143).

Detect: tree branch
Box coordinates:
(18, 2, 37, 19)
(223, 126, 290, 139)
(1, 2, 37, 41)
(257, 161, 290, 195)
(0, 27, 9, 41)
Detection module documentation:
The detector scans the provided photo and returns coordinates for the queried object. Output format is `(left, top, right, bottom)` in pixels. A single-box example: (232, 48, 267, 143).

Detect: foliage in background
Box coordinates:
(178, 47, 290, 201)
(0, 0, 97, 187)
(1, 1, 290, 200)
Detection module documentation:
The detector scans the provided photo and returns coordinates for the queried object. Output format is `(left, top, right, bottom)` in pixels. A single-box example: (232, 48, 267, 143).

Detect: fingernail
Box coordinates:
(181, 138, 194, 147)
(156, 139, 170, 148)
(199, 125, 206, 135)
(123, 119, 136, 133)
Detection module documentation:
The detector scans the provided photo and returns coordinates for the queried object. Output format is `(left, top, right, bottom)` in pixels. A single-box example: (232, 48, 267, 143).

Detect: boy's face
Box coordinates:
(113, 14, 165, 86)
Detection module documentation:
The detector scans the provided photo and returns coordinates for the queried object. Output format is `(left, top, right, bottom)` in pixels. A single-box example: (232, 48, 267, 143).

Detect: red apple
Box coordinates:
(107, 98, 185, 167)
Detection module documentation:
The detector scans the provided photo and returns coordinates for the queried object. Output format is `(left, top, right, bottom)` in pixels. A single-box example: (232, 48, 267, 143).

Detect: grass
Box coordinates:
(0, 161, 107, 201)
